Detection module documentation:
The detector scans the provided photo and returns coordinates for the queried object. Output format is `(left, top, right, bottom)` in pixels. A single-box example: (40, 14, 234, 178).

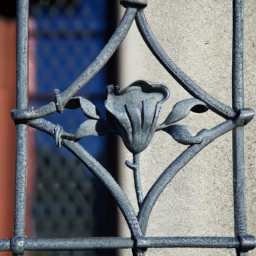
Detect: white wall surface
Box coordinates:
(117, 1, 256, 255)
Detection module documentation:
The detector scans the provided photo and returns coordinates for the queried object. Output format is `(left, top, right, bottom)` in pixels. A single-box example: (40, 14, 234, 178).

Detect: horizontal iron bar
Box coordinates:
(0, 239, 11, 251)
(25, 238, 133, 251)
(0, 237, 251, 251)
(138, 237, 241, 248)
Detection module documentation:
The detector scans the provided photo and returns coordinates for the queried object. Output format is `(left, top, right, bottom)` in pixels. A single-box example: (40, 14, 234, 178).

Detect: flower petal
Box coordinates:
(141, 100, 156, 140)
(106, 106, 132, 142)
(125, 102, 142, 141)
(105, 80, 170, 154)
(105, 81, 169, 113)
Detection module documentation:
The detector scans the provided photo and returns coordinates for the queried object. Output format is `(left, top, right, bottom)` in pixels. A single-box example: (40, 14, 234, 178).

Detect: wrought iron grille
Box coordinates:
(4, 0, 256, 255)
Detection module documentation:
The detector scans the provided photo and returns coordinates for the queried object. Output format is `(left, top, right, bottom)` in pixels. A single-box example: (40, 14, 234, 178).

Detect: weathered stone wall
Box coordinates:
(118, 1, 256, 255)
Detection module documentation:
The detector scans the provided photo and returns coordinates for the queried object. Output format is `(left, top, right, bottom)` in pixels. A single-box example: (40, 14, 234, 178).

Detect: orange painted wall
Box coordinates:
(0, 16, 35, 255)
(0, 16, 16, 256)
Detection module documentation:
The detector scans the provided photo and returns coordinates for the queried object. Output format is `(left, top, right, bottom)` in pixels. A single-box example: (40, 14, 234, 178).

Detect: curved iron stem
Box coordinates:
(11, 7, 138, 121)
(126, 153, 144, 208)
(135, 9, 236, 119)
(137, 113, 250, 235)
(27, 118, 143, 239)
(60, 6, 138, 107)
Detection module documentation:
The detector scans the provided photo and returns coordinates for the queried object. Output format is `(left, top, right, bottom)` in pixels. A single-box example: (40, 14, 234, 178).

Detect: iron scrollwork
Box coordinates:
(7, 0, 256, 255)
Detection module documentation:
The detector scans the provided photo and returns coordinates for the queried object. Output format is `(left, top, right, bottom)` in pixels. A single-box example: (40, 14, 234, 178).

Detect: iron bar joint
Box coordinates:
(238, 235, 256, 252)
(11, 236, 25, 255)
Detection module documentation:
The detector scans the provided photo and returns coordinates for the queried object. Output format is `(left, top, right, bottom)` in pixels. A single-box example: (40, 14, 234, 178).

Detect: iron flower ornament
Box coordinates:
(105, 81, 170, 153)
(52, 78, 213, 215)
(52, 79, 210, 211)
(58, 80, 210, 150)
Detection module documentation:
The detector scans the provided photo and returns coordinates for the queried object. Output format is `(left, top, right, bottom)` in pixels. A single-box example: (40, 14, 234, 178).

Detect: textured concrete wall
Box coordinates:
(118, 1, 256, 255)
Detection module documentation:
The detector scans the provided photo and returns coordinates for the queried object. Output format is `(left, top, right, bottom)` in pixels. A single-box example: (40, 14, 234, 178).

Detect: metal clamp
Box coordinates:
(120, 0, 147, 8)
(11, 236, 25, 255)
(54, 89, 65, 113)
(235, 108, 255, 126)
(54, 125, 63, 148)
(133, 237, 147, 256)
(238, 235, 256, 252)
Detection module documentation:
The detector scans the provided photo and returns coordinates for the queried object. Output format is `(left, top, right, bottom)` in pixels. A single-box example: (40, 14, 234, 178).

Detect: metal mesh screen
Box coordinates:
(30, 150, 109, 256)
(27, 1, 111, 255)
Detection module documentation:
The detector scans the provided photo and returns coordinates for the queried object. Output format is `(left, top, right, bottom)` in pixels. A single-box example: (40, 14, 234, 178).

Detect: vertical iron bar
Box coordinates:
(13, 0, 29, 255)
(232, 0, 247, 255)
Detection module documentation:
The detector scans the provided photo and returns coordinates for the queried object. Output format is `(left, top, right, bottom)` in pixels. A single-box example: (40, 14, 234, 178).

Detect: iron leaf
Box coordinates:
(75, 119, 109, 140)
(160, 98, 208, 128)
(65, 96, 101, 120)
(163, 125, 204, 145)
